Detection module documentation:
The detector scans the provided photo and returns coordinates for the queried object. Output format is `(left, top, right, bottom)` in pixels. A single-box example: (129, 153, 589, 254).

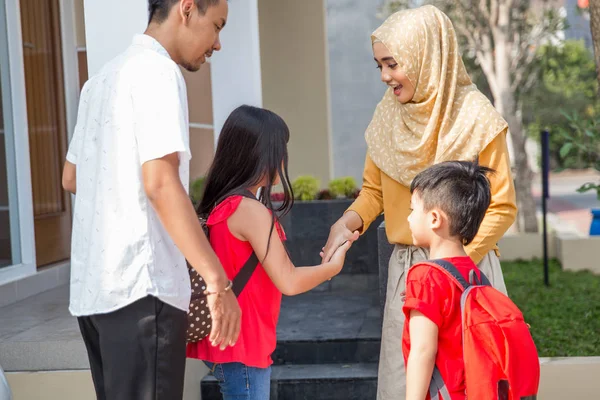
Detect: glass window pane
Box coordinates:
(0, 1, 21, 268)
(0, 92, 10, 267)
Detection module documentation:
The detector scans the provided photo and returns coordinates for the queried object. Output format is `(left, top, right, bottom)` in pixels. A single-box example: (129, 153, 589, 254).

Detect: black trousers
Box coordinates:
(78, 296, 187, 400)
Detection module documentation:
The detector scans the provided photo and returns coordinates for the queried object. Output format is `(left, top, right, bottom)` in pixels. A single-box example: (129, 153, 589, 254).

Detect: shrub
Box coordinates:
(292, 176, 320, 201)
(329, 177, 358, 199)
(558, 110, 600, 201)
(190, 176, 206, 205)
(316, 189, 334, 200)
(270, 192, 285, 202)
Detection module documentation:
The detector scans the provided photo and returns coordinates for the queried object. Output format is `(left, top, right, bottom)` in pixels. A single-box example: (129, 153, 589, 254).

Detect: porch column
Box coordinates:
(210, 0, 263, 141)
(257, 0, 333, 184)
(83, 0, 147, 77)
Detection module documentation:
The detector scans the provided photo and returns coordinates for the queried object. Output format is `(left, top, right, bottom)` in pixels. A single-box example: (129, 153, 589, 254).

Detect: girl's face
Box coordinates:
(373, 42, 415, 104)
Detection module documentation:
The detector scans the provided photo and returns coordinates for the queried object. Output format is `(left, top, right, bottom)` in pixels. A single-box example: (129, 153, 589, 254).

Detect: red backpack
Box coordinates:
(421, 259, 540, 400)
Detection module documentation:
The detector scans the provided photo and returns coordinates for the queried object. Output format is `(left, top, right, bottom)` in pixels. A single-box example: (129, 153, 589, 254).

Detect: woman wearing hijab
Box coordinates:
(321, 5, 517, 399)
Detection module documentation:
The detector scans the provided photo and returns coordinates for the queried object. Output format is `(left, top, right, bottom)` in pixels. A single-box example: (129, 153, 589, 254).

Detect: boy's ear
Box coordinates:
(429, 209, 443, 230)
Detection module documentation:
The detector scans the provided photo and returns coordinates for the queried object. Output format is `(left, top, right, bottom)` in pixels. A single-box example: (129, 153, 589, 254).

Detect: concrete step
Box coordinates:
(274, 291, 381, 365)
(273, 337, 380, 365)
(310, 273, 378, 294)
(201, 362, 378, 400)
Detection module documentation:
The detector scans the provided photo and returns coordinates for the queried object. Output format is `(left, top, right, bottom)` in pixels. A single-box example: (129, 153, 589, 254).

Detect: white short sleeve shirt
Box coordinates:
(67, 34, 192, 316)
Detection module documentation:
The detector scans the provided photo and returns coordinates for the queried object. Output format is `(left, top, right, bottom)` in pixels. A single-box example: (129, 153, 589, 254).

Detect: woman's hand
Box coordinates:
(321, 211, 363, 263)
(327, 231, 360, 274)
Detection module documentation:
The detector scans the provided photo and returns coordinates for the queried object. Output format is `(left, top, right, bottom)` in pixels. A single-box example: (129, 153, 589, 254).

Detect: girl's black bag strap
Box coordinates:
(207, 189, 260, 297)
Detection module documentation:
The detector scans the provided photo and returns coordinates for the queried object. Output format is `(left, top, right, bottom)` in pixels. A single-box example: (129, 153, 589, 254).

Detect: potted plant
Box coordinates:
(557, 110, 600, 235)
(273, 175, 383, 275)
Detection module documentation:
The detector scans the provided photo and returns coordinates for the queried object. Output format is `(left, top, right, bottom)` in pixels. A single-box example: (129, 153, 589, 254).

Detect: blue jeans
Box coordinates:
(204, 362, 271, 400)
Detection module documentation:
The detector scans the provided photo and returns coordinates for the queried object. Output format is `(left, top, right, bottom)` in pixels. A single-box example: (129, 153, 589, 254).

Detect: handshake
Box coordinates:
(319, 220, 361, 273)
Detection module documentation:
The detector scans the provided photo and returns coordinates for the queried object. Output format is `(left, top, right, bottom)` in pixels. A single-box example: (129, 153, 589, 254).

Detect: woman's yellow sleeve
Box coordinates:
(466, 129, 518, 264)
(346, 154, 385, 233)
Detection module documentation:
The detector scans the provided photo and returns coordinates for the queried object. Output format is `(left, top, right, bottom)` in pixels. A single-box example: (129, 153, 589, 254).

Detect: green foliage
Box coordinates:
(523, 41, 599, 169)
(328, 177, 358, 199)
(557, 110, 600, 200)
(503, 259, 600, 357)
(316, 189, 334, 200)
(190, 176, 206, 205)
(538, 41, 598, 99)
(292, 176, 320, 201)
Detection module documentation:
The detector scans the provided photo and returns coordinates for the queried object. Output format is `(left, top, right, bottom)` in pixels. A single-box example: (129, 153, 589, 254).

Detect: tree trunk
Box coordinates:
(589, 0, 600, 95)
(492, 13, 539, 233)
(503, 106, 539, 234)
(493, 90, 539, 233)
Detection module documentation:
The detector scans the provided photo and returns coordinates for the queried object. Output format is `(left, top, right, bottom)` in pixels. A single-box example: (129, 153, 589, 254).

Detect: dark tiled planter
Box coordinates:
(275, 200, 384, 275)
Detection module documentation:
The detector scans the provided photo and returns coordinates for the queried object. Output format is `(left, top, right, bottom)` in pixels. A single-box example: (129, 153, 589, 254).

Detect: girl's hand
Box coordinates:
(321, 222, 356, 263)
(327, 231, 360, 274)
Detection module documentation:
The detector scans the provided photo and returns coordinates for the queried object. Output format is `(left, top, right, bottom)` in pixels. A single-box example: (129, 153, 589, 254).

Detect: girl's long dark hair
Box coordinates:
(198, 105, 294, 257)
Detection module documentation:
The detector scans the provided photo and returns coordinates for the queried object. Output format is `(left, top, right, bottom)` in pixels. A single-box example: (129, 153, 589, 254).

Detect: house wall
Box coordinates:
(326, 0, 385, 182)
(258, 0, 333, 185)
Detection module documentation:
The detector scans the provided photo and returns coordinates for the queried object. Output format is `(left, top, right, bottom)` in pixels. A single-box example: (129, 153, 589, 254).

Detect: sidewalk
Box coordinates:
(532, 170, 599, 236)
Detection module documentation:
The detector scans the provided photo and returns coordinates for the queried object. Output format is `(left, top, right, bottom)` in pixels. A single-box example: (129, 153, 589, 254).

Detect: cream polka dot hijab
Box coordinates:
(365, 5, 508, 187)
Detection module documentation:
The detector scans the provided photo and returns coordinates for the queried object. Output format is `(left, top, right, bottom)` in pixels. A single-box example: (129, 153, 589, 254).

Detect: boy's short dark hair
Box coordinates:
(148, 0, 220, 23)
(410, 161, 494, 246)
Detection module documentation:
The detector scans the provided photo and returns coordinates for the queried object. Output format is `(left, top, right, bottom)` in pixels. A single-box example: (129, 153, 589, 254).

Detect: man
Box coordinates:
(62, 1, 239, 399)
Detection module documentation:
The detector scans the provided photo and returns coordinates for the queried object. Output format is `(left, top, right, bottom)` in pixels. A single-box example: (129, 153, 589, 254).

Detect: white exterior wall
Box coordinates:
(210, 0, 263, 141)
(83, 0, 147, 77)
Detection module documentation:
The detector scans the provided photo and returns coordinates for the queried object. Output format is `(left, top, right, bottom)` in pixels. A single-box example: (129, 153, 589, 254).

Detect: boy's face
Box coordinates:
(408, 192, 434, 247)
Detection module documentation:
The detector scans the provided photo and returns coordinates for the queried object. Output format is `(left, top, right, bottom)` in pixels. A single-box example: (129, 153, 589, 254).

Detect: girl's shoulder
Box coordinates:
(206, 195, 269, 225)
(208, 195, 286, 240)
(206, 195, 246, 226)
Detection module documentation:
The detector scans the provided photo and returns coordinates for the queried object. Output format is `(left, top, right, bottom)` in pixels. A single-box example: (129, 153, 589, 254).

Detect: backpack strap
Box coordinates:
(429, 366, 451, 400)
(427, 259, 471, 291)
(468, 268, 492, 286)
(423, 259, 468, 400)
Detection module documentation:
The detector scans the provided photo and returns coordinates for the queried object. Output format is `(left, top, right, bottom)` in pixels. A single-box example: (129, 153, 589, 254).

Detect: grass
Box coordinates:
(503, 259, 600, 357)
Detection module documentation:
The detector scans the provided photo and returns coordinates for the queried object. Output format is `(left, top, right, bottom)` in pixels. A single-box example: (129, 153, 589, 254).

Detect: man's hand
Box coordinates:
(62, 161, 77, 194)
(207, 289, 242, 350)
(142, 152, 241, 349)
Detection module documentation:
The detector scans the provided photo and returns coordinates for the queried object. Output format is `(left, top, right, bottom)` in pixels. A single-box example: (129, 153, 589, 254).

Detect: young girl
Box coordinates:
(186, 105, 358, 399)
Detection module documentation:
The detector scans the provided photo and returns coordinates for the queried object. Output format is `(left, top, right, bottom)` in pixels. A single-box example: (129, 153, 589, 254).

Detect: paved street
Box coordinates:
(532, 170, 599, 235)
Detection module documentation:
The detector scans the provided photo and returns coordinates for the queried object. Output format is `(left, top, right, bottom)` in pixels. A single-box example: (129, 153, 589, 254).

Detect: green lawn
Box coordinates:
(503, 259, 600, 357)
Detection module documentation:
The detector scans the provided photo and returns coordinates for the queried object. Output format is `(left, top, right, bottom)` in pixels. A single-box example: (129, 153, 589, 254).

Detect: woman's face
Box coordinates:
(373, 42, 415, 104)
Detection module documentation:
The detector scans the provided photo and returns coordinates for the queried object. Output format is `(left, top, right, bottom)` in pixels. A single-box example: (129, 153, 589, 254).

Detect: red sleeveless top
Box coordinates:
(186, 196, 285, 368)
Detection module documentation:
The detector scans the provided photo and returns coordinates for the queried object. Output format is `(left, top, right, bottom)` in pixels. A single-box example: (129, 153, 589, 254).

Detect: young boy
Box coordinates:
(403, 160, 494, 400)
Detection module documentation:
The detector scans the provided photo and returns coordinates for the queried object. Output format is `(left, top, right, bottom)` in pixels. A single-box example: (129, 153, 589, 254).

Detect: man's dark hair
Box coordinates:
(410, 161, 494, 246)
(148, 0, 220, 24)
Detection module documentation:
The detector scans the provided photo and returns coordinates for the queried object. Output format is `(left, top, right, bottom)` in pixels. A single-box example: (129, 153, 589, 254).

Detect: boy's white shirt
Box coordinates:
(67, 34, 192, 316)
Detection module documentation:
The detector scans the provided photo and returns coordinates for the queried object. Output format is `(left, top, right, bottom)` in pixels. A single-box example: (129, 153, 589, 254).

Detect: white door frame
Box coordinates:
(0, 0, 36, 284)
(60, 0, 81, 142)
